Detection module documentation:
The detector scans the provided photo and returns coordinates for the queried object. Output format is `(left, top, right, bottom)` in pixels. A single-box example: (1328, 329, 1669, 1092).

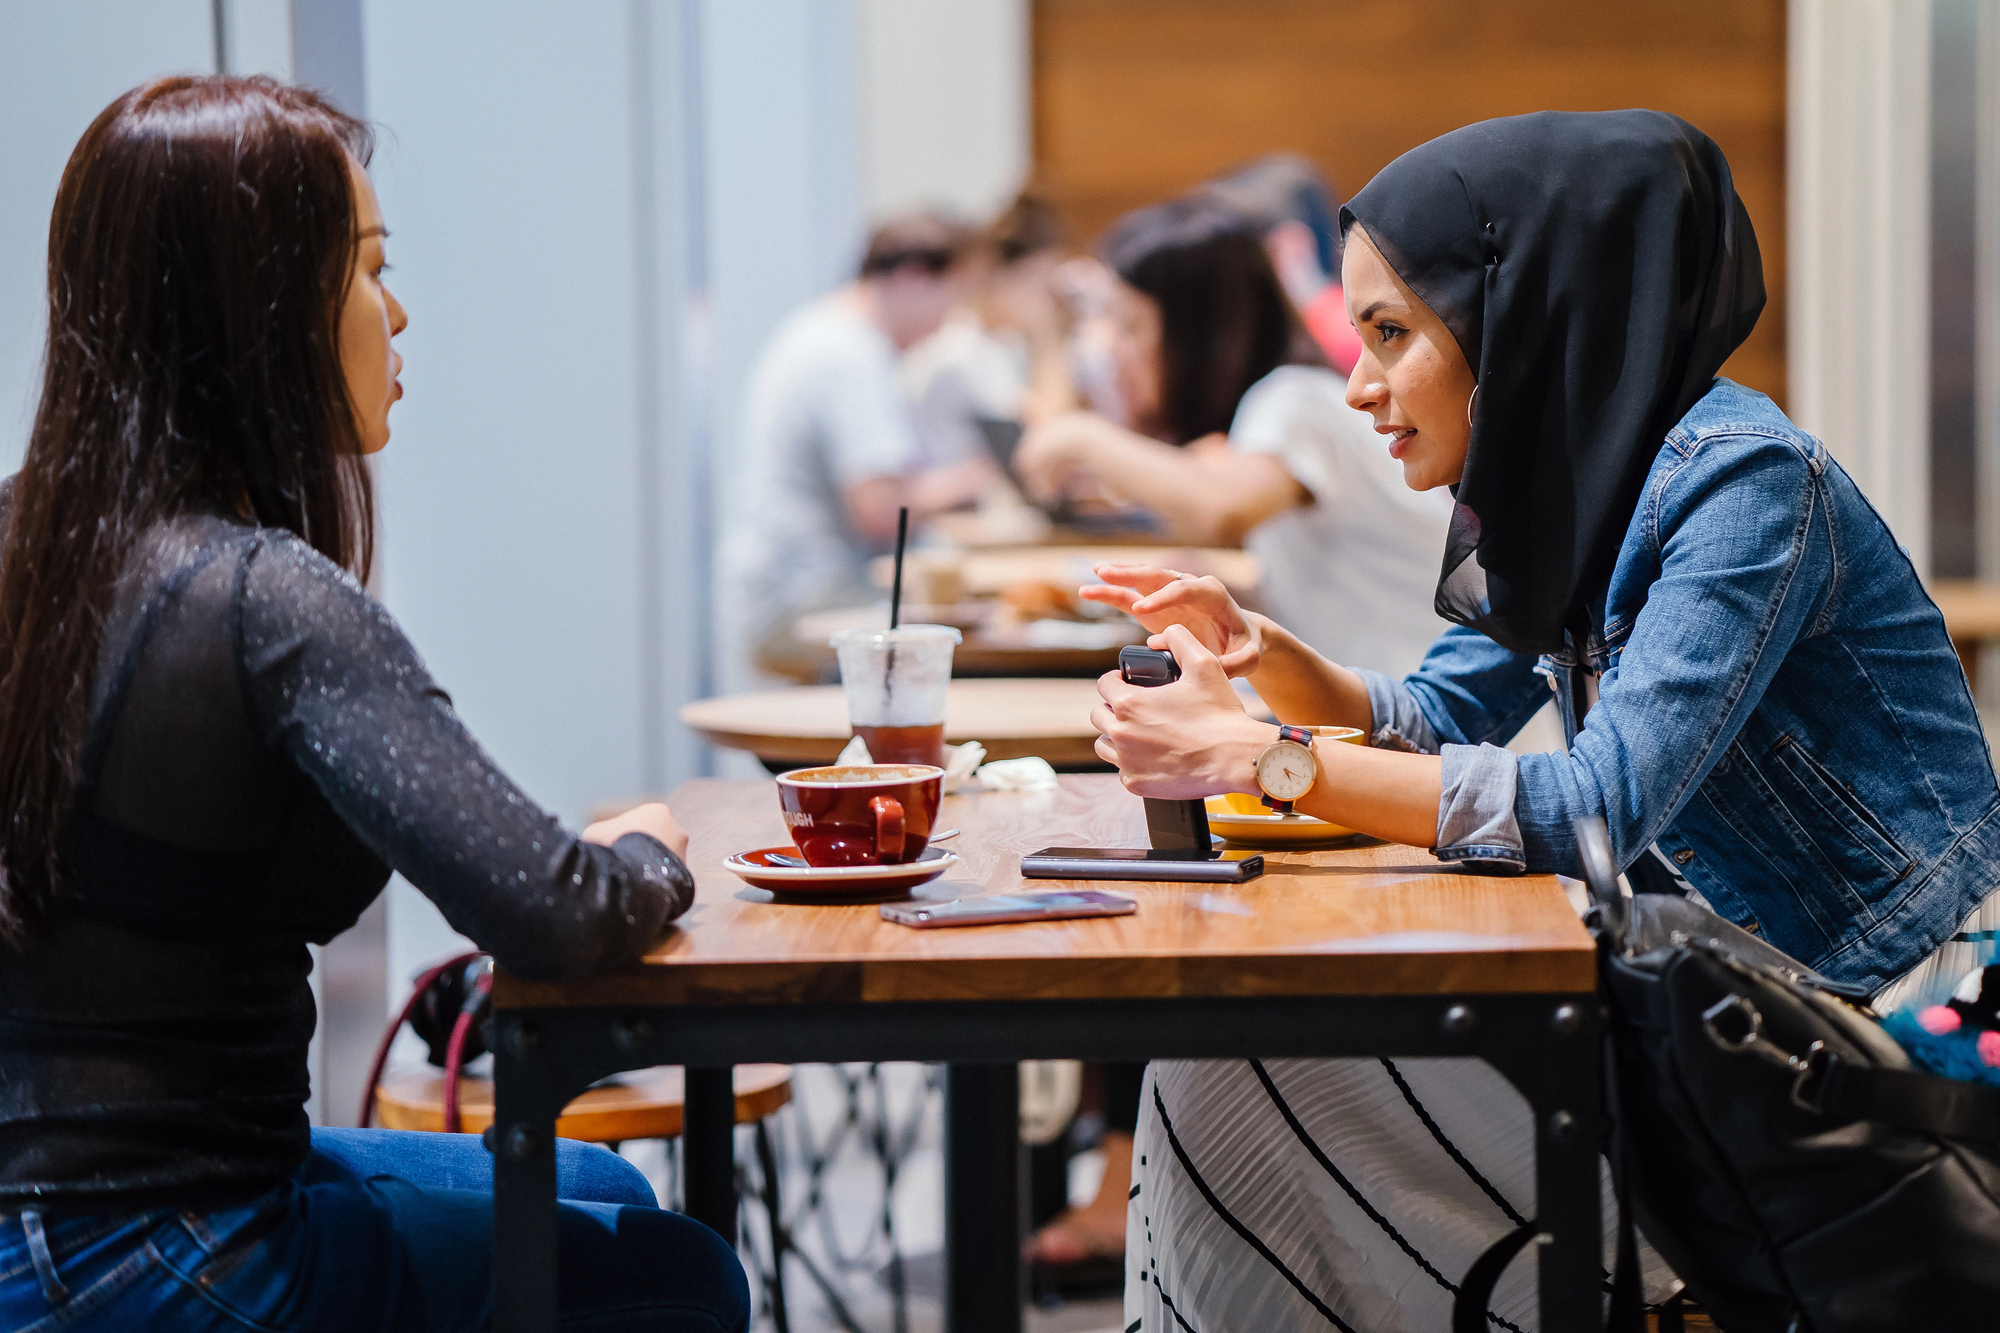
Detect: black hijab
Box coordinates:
(1340, 110, 1765, 656)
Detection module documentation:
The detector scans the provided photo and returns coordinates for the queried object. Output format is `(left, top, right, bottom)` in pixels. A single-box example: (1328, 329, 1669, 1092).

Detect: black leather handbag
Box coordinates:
(1578, 818, 2000, 1332)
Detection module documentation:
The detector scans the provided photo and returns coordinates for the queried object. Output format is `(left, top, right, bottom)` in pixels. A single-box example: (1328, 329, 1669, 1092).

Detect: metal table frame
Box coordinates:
(491, 988, 1602, 1332)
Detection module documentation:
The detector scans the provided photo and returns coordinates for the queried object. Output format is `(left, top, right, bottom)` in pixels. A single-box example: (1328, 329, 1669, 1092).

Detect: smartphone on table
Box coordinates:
(880, 890, 1137, 929)
(1020, 846, 1264, 883)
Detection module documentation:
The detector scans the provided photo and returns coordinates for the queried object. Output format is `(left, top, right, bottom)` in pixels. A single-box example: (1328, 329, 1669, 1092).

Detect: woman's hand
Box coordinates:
(1080, 562, 1266, 676)
(1014, 411, 1116, 504)
(582, 802, 689, 859)
(1090, 625, 1269, 798)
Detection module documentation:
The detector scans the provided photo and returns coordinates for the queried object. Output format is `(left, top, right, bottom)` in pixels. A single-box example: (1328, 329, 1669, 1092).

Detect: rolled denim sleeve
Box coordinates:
(1435, 743, 1526, 873)
(1359, 624, 1547, 868)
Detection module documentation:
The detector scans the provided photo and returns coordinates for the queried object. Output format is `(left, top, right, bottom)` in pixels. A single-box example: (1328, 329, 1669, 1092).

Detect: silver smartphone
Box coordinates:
(879, 890, 1138, 929)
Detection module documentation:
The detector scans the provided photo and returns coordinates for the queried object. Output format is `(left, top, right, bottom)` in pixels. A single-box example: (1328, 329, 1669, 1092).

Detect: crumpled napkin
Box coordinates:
(834, 737, 988, 795)
(975, 756, 1060, 791)
(943, 741, 986, 793)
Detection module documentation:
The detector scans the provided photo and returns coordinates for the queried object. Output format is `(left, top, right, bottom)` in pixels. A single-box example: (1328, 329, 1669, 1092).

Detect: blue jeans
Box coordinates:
(0, 1128, 750, 1332)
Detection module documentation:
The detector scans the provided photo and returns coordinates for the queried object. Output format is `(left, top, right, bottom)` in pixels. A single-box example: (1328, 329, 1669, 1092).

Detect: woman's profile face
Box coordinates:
(1105, 277, 1162, 434)
(1342, 226, 1474, 491)
(339, 157, 406, 454)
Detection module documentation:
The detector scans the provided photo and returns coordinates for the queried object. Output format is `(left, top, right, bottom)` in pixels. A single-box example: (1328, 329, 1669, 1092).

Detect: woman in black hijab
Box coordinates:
(1090, 111, 2000, 1331)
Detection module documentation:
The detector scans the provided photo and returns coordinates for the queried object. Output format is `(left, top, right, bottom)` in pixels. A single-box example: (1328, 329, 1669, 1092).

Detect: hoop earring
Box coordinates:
(1466, 386, 1479, 427)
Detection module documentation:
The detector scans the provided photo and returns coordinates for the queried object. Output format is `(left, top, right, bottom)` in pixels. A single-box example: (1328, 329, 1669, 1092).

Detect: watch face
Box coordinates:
(1256, 740, 1315, 802)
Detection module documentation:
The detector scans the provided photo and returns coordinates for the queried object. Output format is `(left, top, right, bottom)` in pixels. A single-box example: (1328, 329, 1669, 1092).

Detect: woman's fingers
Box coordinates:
(1090, 561, 1179, 595)
(581, 802, 689, 859)
(1128, 572, 1226, 615)
(1078, 583, 1141, 613)
(1158, 621, 1218, 670)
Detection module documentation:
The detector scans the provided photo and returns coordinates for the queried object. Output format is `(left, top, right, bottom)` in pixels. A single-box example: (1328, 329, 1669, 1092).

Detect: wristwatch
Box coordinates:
(1255, 725, 1318, 814)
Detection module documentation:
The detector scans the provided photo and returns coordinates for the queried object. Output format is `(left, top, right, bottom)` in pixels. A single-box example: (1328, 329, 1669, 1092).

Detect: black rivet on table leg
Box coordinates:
(505, 1019, 540, 1059)
(1551, 1003, 1583, 1034)
(613, 1015, 653, 1053)
(481, 1125, 497, 1153)
(503, 1124, 544, 1160)
(1547, 1110, 1577, 1143)
(1442, 1003, 1477, 1033)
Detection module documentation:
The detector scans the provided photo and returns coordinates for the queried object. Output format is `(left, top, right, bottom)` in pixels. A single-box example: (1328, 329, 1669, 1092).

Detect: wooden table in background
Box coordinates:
(1933, 579, 2000, 692)
(866, 543, 1261, 598)
(759, 604, 1142, 684)
(490, 777, 1605, 1333)
(678, 677, 1108, 769)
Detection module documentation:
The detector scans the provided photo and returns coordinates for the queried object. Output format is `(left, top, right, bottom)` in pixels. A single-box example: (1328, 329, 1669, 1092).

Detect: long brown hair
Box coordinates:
(0, 76, 376, 944)
(1100, 195, 1323, 444)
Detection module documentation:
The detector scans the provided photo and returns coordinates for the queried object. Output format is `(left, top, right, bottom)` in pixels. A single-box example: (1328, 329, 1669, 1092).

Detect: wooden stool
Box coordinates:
(374, 1064, 795, 1331)
(371, 1063, 792, 1141)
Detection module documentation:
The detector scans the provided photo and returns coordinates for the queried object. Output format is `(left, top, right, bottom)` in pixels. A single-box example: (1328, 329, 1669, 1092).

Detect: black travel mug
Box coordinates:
(1116, 646, 1213, 853)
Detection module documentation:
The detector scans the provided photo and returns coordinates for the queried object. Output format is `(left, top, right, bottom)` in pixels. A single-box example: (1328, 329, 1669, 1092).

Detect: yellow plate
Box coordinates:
(1205, 795, 1361, 845)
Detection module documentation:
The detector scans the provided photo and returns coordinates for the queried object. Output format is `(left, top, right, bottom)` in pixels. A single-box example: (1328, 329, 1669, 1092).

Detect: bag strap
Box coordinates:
(1574, 814, 1630, 947)
(1798, 1045, 2000, 1142)
(1451, 1223, 1541, 1333)
(358, 950, 487, 1128)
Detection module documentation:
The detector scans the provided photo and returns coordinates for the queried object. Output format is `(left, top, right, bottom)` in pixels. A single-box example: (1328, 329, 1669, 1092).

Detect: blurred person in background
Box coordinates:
(903, 191, 1074, 472)
(0, 77, 744, 1332)
(1014, 196, 1452, 676)
(716, 213, 995, 689)
(1205, 152, 1362, 374)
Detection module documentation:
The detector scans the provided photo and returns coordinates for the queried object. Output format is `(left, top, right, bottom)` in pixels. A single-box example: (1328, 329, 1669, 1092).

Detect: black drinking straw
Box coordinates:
(888, 506, 910, 630)
(884, 506, 910, 709)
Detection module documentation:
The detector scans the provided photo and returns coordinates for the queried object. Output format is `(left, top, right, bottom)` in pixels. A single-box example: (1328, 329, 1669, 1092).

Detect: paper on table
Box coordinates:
(942, 741, 985, 793)
(976, 756, 1060, 791)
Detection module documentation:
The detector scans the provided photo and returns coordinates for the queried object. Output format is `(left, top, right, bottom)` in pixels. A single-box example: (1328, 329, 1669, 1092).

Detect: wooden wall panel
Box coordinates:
(1033, 0, 1787, 403)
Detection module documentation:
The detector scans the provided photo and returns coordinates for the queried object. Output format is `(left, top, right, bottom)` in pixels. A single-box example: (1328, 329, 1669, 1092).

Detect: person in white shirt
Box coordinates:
(1015, 195, 1452, 676)
(716, 214, 994, 689)
(902, 192, 1074, 471)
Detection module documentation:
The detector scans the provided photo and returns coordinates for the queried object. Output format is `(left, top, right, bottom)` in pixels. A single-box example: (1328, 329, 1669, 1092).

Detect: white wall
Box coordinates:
(1788, 0, 1934, 573)
(0, 2, 215, 470)
(364, 0, 663, 988)
(860, 0, 1029, 220)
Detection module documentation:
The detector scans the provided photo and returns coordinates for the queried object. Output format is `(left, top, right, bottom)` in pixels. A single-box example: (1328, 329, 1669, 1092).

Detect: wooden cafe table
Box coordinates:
(489, 776, 1604, 1332)
(679, 676, 1108, 769)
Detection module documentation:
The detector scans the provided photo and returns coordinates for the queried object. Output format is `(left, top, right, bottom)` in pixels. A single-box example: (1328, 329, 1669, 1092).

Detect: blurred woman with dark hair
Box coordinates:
(1016, 196, 1451, 676)
(0, 76, 745, 1331)
(1204, 152, 1363, 374)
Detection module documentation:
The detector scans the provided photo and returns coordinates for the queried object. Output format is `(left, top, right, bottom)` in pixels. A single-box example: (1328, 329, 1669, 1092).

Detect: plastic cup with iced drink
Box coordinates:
(829, 625, 962, 767)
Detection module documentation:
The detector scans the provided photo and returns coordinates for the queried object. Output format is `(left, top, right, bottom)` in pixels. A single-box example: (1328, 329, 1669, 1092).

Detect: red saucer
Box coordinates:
(724, 845, 959, 897)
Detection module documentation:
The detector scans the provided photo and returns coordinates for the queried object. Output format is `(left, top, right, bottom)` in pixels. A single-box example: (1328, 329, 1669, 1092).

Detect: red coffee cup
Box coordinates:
(776, 764, 944, 867)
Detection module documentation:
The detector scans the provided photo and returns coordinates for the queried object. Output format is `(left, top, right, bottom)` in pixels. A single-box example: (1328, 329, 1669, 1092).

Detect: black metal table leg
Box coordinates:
(944, 1062, 1023, 1332)
(1529, 1039, 1603, 1331)
(492, 1015, 563, 1333)
(685, 1065, 738, 1241)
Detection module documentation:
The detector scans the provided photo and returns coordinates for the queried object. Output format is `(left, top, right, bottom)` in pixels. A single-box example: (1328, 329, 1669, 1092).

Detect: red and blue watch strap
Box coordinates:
(1260, 725, 1314, 814)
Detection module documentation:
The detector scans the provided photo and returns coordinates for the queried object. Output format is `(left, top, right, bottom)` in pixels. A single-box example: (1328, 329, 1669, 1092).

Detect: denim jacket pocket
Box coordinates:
(1760, 734, 1917, 911)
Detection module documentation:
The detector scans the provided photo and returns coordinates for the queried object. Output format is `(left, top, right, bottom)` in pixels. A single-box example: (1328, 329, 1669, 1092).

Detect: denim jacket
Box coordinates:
(1356, 379, 2000, 989)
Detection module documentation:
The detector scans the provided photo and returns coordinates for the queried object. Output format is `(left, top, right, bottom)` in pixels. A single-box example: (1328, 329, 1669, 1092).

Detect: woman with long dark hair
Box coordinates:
(1087, 111, 2000, 1330)
(0, 77, 745, 1331)
(1015, 196, 1451, 675)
